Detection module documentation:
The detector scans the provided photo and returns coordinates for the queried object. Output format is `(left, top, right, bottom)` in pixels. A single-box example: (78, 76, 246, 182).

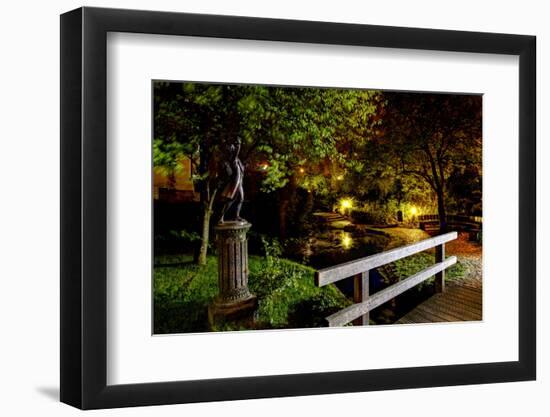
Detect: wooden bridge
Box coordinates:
(315, 232, 482, 326)
(417, 214, 482, 241)
(396, 280, 482, 324)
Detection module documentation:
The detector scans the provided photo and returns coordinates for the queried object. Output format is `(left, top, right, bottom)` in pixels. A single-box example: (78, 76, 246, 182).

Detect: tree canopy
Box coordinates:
(154, 82, 482, 261)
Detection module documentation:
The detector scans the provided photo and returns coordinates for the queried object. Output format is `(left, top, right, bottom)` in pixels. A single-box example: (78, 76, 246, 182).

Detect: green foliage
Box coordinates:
(169, 229, 200, 242)
(154, 255, 219, 333)
(153, 81, 383, 196)
(153, 253, 350, 333)
(153, 82, 384, 260)
(350, 200, 436, 225)
(249, 236, 285, 298)
(392, 252, 466, 288)
(351, 203, 396, 225)
(154, 229, 205, 253)
(259, 158, 290, 192)
(249, 257, 350, 329)
(336, 92, 482, 223)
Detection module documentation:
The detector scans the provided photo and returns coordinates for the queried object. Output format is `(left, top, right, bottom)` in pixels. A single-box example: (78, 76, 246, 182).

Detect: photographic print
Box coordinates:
(60, 9, 535, 407)
(152, 81, 482, 334)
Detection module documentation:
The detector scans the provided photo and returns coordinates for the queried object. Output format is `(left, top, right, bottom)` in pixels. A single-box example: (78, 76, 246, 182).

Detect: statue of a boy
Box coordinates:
(219, 137, 245, 223)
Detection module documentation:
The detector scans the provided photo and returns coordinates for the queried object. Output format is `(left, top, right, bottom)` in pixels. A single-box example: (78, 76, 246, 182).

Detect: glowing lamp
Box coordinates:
(339, 198, 353, 215)
(340, 198, 353, 209)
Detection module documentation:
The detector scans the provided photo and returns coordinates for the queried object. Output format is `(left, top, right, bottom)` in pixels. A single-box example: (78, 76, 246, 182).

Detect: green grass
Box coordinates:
(153, 254, 351, 334)
(392, 252, 466, 286)
(369, 227, 466, 287)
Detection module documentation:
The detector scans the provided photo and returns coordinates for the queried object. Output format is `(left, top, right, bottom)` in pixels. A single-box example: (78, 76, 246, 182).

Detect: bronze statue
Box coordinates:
(219, 137, 245, 223)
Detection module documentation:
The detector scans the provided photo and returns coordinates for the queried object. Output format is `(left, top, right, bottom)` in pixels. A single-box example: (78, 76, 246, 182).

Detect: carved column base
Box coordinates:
(208, 294, 258, 329)
(208, 220, 257, 329)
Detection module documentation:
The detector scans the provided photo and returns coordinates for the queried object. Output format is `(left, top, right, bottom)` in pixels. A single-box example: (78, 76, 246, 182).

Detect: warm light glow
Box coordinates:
(341, 232, 353, 249)
(338, 198, 354, 215)
(340, 198, 353, 209)
(336, 174, 344, 181)
(259, 162, 269, 171)
(299, 167, 305, 174)
(410, 206, 418, 216)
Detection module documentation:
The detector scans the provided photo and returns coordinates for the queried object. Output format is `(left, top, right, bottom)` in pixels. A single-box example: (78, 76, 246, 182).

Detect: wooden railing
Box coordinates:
(417, 214, 482, 231)
(315, 232, 458, 327)
(417, 214, 482, 223)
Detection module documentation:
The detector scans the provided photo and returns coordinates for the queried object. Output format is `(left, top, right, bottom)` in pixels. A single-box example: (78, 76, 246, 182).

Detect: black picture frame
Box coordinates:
(60, 6, 536, 410)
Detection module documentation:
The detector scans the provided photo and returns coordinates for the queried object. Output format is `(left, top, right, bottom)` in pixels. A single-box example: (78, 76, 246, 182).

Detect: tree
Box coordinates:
(378, 93, 482, 232)
(154, 83, 246, 265)
(153, 82, 381, 261)
(249, 87, 381, 237)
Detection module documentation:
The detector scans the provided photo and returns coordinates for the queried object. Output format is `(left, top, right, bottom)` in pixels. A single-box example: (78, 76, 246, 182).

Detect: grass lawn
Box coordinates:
(153, 254, 351, 334)
(393, 252, 466, 283)
(372, 226, 467, 286)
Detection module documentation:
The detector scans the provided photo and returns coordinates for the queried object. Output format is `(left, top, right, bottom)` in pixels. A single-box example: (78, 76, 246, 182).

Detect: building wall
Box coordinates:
(153, 157, 198, 201)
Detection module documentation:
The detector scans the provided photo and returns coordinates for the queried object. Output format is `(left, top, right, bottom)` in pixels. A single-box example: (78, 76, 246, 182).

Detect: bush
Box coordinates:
(351, 207, 388, 224)
(249, 236, 351, 328)
(153, 249, 351, 333)
(154, 228, 203, 253)
(351, 202, 397, 224)
(350, 200, 437, 225)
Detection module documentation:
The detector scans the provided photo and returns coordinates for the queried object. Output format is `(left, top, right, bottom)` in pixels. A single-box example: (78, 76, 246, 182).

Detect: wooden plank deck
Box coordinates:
(396, 281, 482, 324)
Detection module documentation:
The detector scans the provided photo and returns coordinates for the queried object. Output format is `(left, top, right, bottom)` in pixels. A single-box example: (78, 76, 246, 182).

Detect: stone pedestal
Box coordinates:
(208, 221, 257, 328)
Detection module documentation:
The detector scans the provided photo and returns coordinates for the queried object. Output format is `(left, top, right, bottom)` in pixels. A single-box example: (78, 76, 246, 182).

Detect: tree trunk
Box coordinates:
(196, 186, 218, 266)
(278, 198, 289, 240)
(278, 174, 297, 239)
(436, 189, 447, 233)
(197, 204, 212, 266)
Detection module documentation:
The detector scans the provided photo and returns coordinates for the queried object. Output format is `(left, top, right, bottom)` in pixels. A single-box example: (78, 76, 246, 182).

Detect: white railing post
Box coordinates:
(435, 243, 445, 293)
(317, 232, 458, 327)
(352, 271, 369, 326)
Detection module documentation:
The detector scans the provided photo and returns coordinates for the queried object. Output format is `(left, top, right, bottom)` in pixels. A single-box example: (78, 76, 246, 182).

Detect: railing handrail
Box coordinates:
(325, 256, 457, 327)
(315, 231, 458, 327)
(418, 214, 482, 224)
(315, 231, 457, 287)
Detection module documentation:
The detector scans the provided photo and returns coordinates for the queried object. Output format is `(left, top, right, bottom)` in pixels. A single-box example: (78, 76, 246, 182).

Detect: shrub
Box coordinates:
(153, 250, 351, 333)
(351, 203, 395, 224)
(351, 207, 387, 224)
(154, 228, 203, 253)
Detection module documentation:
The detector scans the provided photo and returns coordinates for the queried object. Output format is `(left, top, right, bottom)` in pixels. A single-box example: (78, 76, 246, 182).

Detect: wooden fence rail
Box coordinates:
(417, 214, 482, 224)
(315, 231, 458, 327)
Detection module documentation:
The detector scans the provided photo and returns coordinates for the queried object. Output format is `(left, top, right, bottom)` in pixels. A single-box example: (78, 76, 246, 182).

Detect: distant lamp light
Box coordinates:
(339, 197, 353, 215)
(299, 167, 305, 174)
(336, 174, 344, 181)
(410, 206, 418, 216)
(259, 162, 269, 171)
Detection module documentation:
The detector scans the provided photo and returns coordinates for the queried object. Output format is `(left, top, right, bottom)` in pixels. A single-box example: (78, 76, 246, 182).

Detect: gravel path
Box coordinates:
(453, 257, 482, 289)
(446, 232, 482, 289)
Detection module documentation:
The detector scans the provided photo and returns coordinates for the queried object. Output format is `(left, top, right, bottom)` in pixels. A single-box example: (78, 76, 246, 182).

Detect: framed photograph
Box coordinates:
(60, 6, 536, 409)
